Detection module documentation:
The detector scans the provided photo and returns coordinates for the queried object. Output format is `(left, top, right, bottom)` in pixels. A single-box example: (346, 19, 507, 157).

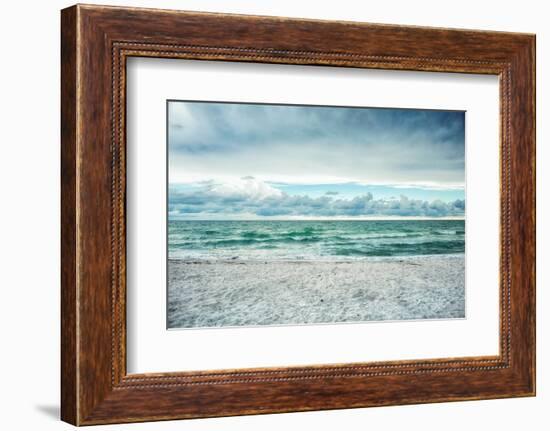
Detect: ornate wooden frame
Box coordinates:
(61, 4, 535, 425)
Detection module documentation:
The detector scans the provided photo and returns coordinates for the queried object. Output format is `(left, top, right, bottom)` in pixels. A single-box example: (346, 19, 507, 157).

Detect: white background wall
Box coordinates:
(0, 0, 546, 429)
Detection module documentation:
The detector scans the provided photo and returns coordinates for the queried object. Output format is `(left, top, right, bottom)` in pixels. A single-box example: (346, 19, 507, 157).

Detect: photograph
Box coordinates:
(167, 101, 466, 329)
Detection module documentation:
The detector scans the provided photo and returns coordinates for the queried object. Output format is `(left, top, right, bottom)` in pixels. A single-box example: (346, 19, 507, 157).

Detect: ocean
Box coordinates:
(168, 219, 465, 261)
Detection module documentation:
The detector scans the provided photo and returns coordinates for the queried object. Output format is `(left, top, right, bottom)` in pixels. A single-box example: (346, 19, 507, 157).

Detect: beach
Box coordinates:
(167, 255, 465, 329)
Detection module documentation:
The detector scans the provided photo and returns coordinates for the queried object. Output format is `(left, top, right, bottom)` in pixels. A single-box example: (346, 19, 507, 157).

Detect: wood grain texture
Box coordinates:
(60, 4, 536, 425)
(60, 5, 78, 425)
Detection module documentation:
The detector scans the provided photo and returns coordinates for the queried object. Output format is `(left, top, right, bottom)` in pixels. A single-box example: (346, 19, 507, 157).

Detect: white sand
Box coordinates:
(167, 256, 465, 328)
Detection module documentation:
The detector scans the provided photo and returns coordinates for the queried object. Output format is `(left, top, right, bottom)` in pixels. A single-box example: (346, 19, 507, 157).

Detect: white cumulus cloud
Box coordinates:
(208, 176, 283, 200)
(169, 178, 465, 220)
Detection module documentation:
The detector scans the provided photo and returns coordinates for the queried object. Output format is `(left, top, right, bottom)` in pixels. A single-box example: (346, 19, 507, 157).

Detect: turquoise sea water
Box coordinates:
(168, 220, 465, 261)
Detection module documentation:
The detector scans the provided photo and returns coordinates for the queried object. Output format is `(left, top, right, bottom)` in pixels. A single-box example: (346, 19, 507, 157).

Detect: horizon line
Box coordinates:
(168, 217, 466, 222)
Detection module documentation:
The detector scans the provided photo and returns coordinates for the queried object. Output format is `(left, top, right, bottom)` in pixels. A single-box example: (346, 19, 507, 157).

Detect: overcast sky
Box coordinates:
(168, 101, 465, 220)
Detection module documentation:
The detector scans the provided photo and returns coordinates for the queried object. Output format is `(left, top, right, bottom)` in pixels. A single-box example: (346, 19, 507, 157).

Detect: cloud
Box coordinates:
(169, 178, 465, 219)
(207, 176, 283, 200)
(168, 101, 465, 187)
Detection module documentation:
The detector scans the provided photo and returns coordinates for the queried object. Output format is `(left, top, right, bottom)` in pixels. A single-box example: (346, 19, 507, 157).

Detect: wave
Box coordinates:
(197, 236, 324, 247)
(433, 229, 465, 235)
(241, 231, 271, 239)
(168, 219, 466, 258)
(332, 240, 465, 257)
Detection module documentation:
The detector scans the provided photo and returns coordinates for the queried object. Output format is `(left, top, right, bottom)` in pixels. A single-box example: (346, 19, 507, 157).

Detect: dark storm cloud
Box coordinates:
(168, 101, 465, 186)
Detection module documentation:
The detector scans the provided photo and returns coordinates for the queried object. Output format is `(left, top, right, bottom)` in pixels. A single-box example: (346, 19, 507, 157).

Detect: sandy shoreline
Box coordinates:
(167, 256, 465, 329)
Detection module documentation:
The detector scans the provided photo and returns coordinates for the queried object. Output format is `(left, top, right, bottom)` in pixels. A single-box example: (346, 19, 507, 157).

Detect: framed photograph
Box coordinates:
(61, 4, 535, 425)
